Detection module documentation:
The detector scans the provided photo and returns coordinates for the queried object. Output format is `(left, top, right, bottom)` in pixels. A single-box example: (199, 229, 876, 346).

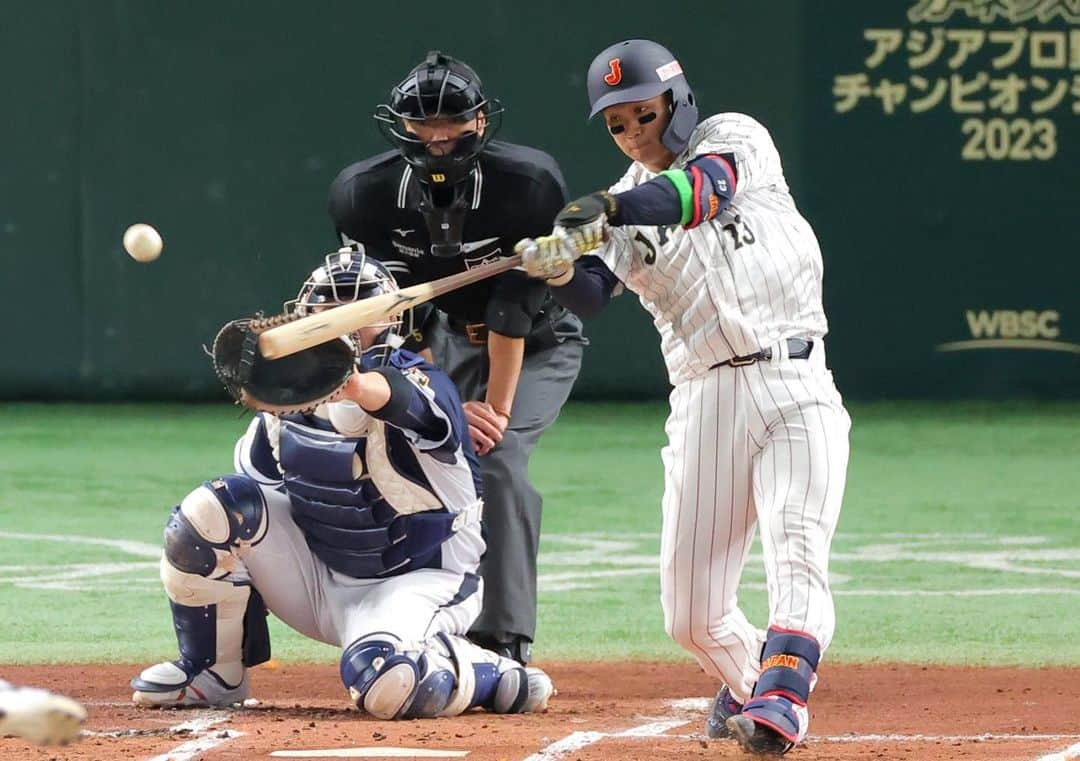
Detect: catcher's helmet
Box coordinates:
(375, 51, 503, 188)
(290, 248, 403, 367)
(586, 39, 698, 154)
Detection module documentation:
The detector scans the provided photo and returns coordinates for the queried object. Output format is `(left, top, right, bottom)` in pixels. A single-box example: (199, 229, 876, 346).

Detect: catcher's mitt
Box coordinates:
(211, 315, 356, 414)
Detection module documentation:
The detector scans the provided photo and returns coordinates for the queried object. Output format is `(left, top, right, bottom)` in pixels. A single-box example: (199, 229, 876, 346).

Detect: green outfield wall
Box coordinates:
(2, 0, 1077, 400)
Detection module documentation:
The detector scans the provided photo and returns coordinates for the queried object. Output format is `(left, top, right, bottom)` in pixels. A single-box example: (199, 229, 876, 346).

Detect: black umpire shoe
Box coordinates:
(468, 632, 533, 665)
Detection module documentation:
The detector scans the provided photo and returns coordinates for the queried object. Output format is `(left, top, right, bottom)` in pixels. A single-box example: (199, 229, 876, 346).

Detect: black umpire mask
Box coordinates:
(374, 51, 503, 258)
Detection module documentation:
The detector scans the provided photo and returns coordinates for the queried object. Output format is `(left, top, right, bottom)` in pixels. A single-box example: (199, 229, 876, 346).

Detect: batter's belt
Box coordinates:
(711, 338, 814, 369)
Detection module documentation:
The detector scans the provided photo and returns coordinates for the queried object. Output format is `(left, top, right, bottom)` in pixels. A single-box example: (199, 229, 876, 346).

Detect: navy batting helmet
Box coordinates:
(586, 39, 698, 154)
(375, 51, 504, 187)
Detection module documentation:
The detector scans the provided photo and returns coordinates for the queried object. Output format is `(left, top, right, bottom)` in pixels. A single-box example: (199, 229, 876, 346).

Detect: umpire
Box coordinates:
(328, 51, 584, 664)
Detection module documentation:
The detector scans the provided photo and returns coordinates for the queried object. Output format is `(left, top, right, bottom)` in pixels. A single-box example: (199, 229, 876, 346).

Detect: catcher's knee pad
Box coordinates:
(743, 627, 820, 744)
(163, 475, 269, 577)
(340, 635, 422, 720)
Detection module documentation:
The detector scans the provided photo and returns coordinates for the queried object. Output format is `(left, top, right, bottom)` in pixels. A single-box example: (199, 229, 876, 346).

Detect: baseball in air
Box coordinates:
(123, 223, 163, 262)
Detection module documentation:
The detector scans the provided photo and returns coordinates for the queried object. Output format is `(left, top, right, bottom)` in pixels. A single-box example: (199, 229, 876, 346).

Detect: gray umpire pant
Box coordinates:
(428, 311, 585, 645)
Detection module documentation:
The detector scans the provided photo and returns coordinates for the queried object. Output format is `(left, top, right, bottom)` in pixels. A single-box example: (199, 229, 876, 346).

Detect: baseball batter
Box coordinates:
(131, 251, 553, 720)
(519, 40, 850, 755)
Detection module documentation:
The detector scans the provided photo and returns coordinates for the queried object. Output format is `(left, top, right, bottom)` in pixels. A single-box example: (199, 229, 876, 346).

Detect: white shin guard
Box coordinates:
(159, 555, 248, 684)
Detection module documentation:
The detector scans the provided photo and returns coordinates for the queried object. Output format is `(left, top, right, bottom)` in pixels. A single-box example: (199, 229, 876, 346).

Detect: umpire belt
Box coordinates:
(711, 338, 814, 369)
(446, 306, 571, 352)
(447, 317, 489, 345)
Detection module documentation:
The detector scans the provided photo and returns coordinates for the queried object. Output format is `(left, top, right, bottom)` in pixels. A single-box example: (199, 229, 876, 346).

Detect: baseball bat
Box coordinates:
(258, 253, 523, 359)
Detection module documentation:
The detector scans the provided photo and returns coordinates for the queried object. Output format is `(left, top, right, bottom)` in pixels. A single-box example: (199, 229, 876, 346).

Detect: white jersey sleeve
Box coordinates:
(683, 113, 786, 196)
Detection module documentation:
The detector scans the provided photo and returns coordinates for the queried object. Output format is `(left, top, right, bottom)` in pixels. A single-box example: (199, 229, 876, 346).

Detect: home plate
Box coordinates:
(269, 749, 469, 758)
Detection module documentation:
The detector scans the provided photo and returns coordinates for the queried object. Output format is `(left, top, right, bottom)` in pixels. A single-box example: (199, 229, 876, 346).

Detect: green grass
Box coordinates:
(1, 401, 1079, 666)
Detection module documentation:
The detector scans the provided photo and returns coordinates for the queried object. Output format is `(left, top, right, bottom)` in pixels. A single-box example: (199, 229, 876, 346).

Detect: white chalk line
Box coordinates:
(163, 712, 230, 733)
(820, 734, 1080, 744)
(668, 730, 1080, 744)
(83, 700, 142, 707)
(522, 731, 606, 761)
(0, 531, 160, 558)
(668, 697, 1080, 745)
(141, 711, 243, 761)
(146, 729, 244, 761)
(81, 707, 229, 737)
(526, 698, 1080, 759)
(71, 708, 246, 758)
(270, 749, 470, 758)
(522, 720, 688, 760)
(1037, 740, 1080, 761)
(5, 530, 1080, 596)
(537, 531, 1080, 593)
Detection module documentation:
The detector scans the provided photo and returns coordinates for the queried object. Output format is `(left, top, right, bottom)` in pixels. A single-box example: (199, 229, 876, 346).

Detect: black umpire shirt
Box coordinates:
(328, 141, 567, 340)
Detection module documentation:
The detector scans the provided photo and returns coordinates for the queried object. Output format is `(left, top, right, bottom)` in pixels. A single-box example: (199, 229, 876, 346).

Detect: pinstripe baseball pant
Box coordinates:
(659, 342, 850, 703)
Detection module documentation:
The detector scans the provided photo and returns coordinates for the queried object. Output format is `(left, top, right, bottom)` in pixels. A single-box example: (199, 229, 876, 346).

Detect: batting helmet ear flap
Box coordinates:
(662, 87, 698, 155)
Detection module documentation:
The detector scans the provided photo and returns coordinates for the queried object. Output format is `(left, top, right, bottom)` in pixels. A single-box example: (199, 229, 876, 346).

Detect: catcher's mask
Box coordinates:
(289, 248, 404, 368)
(374, 51, 504, 258)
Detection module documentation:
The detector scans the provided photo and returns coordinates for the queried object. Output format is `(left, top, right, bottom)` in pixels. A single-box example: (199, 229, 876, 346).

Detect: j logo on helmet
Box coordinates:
(603, 58, 622, 86)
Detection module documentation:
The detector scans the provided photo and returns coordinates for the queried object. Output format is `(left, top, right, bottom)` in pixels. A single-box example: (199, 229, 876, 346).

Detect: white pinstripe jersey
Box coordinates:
(597, 112, 829, 384)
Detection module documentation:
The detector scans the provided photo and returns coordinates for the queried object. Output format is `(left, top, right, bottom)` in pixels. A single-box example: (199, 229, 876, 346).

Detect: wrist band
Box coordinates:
(659, 169, 694, 226)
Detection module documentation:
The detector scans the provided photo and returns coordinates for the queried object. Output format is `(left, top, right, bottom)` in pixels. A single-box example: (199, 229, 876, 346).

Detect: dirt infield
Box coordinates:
(1, 661, 1076, 760)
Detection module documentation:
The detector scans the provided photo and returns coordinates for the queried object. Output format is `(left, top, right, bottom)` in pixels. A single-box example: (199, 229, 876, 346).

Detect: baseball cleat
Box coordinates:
(489, 664, 556, 713)
(726, 714, 794, 755)
(522, 666, 555, 713)
(725, 695, 808, 756)
(131, 661, 249, 708)
(704, 684, 743, 739)
(0, 681, 87, 745)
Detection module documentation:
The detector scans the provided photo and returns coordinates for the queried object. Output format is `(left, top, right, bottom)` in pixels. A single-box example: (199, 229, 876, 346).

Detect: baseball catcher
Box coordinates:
(131, 248, 554, 720)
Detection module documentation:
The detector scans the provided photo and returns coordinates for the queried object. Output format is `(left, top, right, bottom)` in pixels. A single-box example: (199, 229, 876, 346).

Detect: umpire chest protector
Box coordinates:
(329, 142, 567, 329)
(277, 413, 476, 579)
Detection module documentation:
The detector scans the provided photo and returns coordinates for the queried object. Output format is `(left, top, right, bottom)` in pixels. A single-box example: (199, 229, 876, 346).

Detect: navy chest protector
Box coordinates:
(278, 419, 466, 578)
